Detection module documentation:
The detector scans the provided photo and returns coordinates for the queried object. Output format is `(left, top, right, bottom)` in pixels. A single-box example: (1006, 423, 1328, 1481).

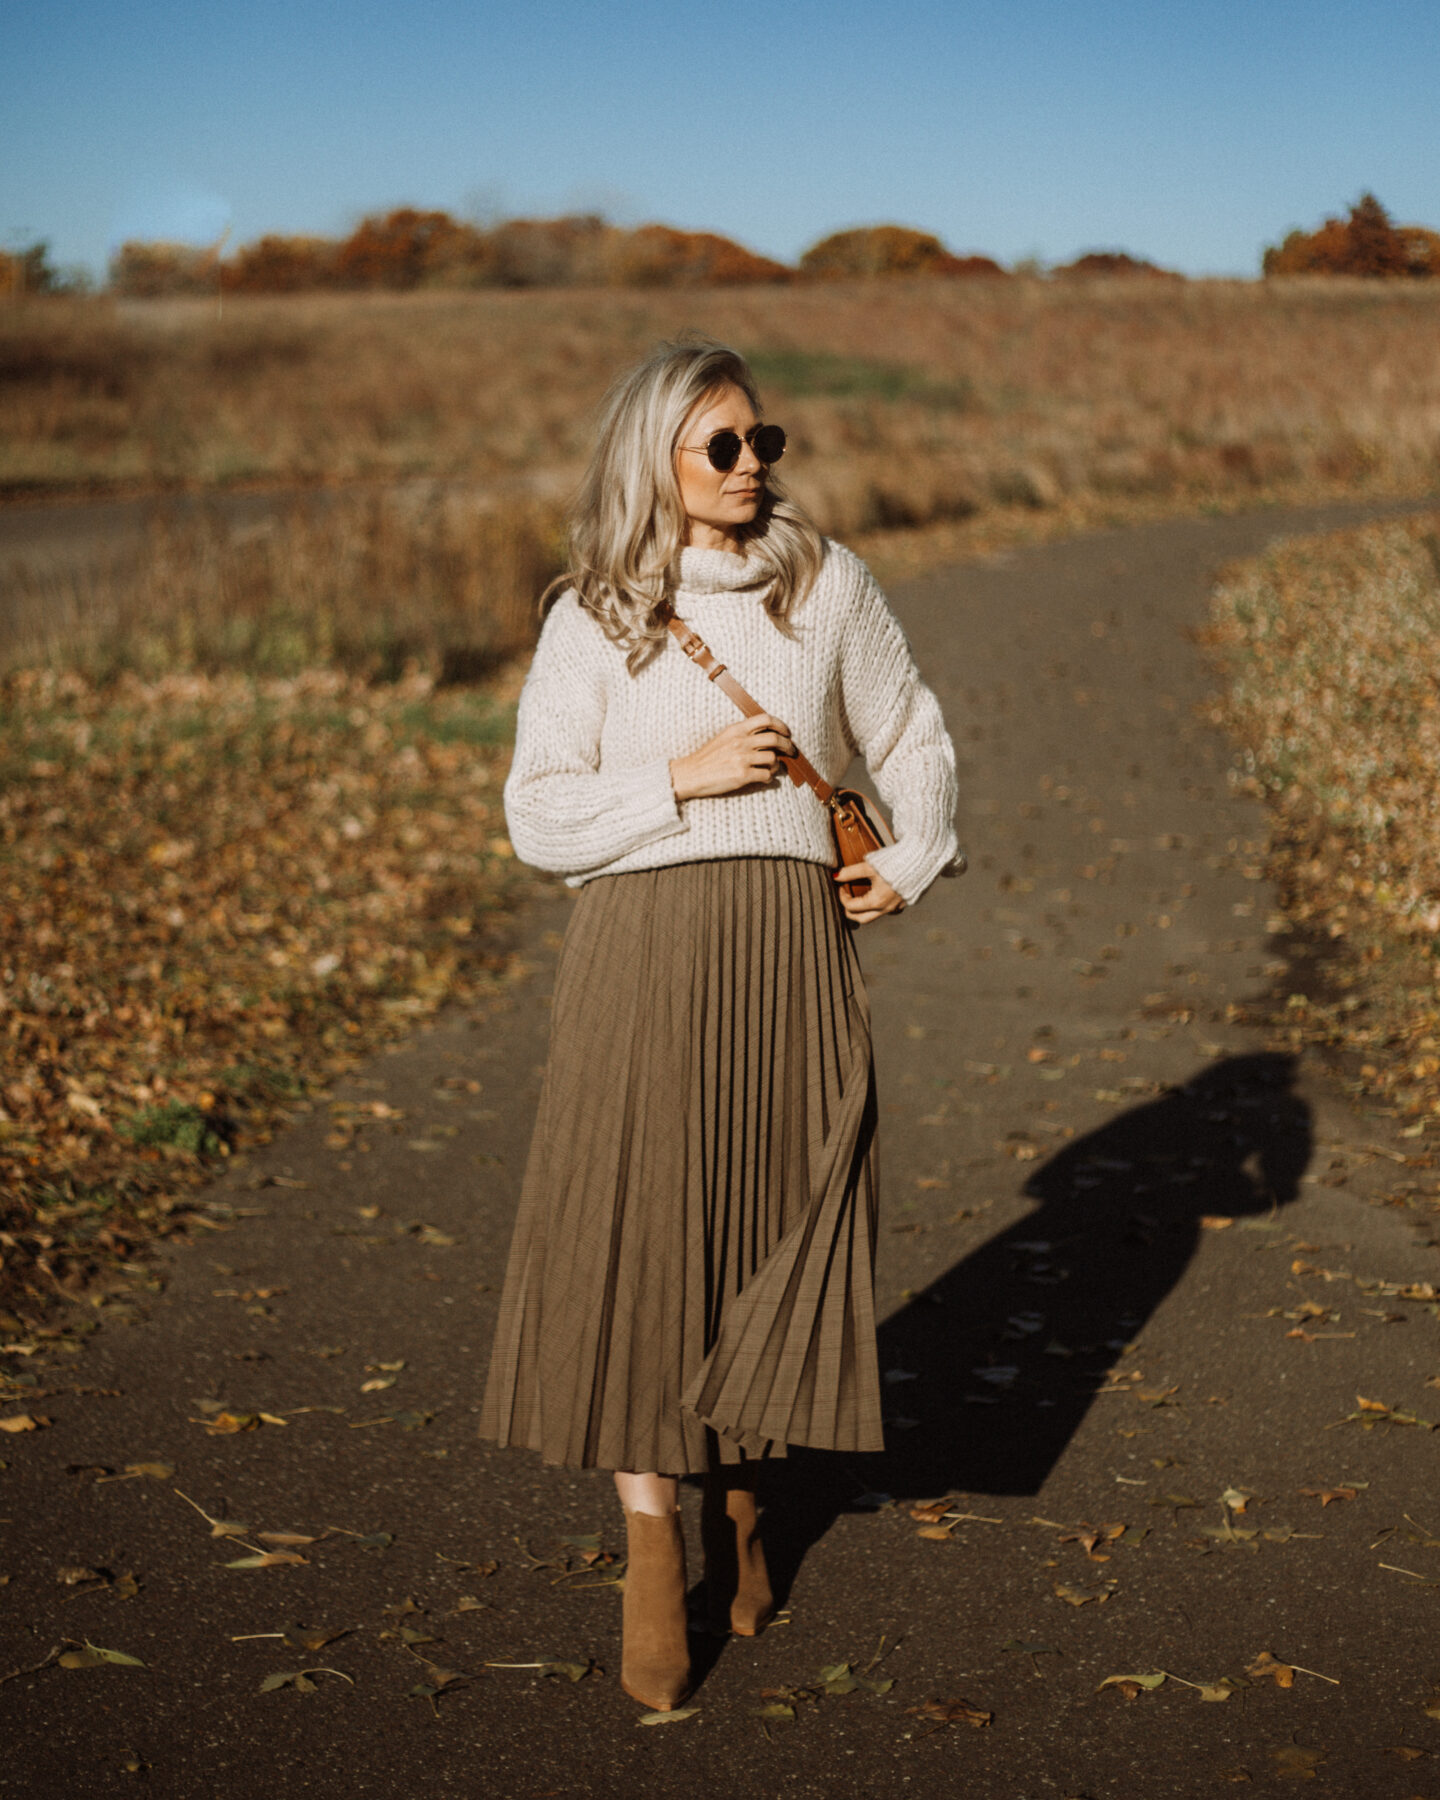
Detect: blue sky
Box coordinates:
(4, 0, 1437, 279)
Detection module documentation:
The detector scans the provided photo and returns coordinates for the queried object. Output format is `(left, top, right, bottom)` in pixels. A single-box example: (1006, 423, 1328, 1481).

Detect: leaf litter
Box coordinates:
(0, 664, 531, 1316)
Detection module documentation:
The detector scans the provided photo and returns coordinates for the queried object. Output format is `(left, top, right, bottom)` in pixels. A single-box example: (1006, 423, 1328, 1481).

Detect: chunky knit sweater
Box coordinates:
(502, 539, 960, 904)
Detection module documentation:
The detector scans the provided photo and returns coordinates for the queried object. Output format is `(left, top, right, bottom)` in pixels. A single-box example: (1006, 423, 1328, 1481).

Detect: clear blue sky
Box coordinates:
(4, 0, 1437, 279)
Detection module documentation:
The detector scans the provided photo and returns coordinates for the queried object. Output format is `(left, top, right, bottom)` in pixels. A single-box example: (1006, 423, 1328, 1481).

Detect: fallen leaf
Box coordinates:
(753, 1701, 795, 1721)
(260, 1670, 316, 1694)
(637, 1706, 699, 1725)
(1054, 1583, 1110, 1607)
(224, 1551, 308, 1570)
(259, 1666, 354, 1694)
(1247, 1650, 1295, 1688)
(56, 1565, 103, 1586)
(1299, 1487, 1358, 1507)
(96, 1461, 173, 1483)
(58, 1643, 146, 1670)
(194, 1410, 260, 1434)
(1270, 1744, 1323, 1779)
(283, 1626, 348, 1652)
(0, 1413, 49, 1434)
(359, 1377, 396, 1394)
(255, 1532, 318, 1547)
(906, 1696, 993, 1730)
(112, 1572, 141, 1601)
(1097, 1671, 1166, 1697)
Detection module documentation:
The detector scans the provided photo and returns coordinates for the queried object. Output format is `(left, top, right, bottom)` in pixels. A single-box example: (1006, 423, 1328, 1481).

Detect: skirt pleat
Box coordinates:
(478, 856, 883, 1473)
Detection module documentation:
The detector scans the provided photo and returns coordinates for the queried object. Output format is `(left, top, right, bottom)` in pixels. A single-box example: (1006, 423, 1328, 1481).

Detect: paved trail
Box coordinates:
(6, 502, 1439, 1799)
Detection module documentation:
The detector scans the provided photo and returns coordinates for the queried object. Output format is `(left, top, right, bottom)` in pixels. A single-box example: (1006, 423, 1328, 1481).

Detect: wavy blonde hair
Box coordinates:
(546, 337, 824, 671)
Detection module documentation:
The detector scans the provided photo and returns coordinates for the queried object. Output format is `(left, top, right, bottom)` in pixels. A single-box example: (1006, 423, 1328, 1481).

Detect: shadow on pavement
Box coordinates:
(752, 1051, 1312, 1616)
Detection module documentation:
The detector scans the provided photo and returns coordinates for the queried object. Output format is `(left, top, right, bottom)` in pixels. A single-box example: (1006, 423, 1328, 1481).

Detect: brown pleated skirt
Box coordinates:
(478, 856, 883, 1474)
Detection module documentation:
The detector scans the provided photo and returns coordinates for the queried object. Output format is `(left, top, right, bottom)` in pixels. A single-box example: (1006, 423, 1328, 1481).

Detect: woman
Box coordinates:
(479, 338, 959, 1711)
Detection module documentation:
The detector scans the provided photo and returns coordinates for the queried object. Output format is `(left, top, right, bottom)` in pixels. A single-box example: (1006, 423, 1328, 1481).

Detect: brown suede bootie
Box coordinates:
(701, 1477, 774, 1638)
(620, 1506, 691, 1710)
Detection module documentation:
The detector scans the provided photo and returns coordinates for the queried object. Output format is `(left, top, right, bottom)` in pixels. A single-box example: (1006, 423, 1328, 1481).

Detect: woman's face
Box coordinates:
(674, 382, 766, 554)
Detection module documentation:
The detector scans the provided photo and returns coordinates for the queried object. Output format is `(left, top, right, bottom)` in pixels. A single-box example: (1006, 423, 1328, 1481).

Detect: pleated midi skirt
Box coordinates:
(478, 856, 884, 1474)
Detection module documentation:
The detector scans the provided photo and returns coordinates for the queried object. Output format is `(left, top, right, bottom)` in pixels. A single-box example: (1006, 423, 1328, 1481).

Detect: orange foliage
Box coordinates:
(332, 207, 473, 288)
(800, 225, 1006, 278)
(1052, 251, 1180, 279)
(112, 210, 797, 295)
(1263, 193, 1437, 277)
(611, 225, 790, 286)
(223, 235, 339, 293)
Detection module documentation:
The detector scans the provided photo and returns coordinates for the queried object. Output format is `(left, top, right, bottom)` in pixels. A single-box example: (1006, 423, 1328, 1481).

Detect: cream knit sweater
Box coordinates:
(502, 539, 960, 904)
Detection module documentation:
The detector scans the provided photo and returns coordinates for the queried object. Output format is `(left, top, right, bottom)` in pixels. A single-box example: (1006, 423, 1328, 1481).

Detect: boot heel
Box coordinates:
(701, 1478, 774, 1638)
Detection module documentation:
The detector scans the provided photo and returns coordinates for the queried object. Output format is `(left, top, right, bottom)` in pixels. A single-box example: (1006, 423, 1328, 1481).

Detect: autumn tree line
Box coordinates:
(3, 192, 1437, 298)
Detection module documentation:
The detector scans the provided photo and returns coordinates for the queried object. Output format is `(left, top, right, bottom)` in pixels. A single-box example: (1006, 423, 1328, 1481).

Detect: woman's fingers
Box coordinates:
(833, 862, 905, 922)
(832, 861, 873, 885)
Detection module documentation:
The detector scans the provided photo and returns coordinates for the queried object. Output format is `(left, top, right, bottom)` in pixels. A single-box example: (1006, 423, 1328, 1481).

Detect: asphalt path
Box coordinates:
(5, 500, 1440, 1799)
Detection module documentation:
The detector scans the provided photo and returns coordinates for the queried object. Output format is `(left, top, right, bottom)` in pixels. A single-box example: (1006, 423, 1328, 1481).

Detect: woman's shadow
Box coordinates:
(750, 1050, 1312, 1611)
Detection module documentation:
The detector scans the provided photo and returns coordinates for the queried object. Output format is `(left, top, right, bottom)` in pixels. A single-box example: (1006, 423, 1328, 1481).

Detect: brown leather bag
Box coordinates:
(666, 612, 895, 898)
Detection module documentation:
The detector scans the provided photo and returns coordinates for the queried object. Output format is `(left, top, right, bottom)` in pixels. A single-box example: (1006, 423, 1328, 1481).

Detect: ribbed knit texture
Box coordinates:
(502, 539, 959, 905)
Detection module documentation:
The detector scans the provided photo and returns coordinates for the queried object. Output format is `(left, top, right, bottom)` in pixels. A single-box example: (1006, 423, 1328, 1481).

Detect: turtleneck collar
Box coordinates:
(674, 544, 768, 596)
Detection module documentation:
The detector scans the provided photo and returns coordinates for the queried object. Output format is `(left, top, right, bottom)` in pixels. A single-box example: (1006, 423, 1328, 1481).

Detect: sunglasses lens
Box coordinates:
(752, 424, 786, 465)
(705, 431, 742, 471)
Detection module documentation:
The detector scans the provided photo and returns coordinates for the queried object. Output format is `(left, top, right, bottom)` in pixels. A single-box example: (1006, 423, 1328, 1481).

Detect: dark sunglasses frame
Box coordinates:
(684, 422, 787, 472)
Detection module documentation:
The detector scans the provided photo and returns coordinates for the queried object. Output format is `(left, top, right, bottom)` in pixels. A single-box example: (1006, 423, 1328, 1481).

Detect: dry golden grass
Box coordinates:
(1208, 513, 1440, 1126)
(5, 279, 1440, 537)
(4, 491, 562, 682)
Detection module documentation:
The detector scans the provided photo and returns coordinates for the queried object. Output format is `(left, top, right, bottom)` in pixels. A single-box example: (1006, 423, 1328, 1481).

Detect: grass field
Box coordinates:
(6, 278, 1440, 530)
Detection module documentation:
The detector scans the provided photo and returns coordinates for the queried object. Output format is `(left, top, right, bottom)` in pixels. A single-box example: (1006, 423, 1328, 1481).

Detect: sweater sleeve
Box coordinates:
(502, 598, 688, 877)
(833, 554, 960, 905)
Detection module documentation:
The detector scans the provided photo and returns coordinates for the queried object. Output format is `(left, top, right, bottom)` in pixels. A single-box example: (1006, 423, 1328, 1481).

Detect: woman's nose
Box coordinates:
(733, 439, 763, 476)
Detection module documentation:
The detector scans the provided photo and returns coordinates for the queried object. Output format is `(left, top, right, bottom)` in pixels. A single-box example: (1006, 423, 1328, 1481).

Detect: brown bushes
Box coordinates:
(104, 210, 1018, 296)
(109, 209, 793, 297)
(800, 225, 1006, 278)
(1263, 192, 1440, 277)
(1052, 251, 1180, 279)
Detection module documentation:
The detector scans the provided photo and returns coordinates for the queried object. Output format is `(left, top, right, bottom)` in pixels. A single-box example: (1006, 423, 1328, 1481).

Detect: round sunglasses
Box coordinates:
(680, 422, 787, 472)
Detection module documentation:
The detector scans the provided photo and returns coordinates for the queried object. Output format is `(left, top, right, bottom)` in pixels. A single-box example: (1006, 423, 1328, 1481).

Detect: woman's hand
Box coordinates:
(669, 713, 796, 801)
(833, 861, 906, 924)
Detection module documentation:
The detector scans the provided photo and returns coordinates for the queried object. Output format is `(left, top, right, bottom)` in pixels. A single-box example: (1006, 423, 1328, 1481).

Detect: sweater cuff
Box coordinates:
(865, 833, 955, 907)
(617, 757, 688, 848)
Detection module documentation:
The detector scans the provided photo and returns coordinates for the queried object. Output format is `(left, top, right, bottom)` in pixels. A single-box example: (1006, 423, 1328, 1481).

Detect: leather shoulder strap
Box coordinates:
(665, 612, 834, 803)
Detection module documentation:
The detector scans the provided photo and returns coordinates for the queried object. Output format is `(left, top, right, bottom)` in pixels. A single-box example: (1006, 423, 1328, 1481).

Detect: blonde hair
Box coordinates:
(547, 337, 824, 671)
